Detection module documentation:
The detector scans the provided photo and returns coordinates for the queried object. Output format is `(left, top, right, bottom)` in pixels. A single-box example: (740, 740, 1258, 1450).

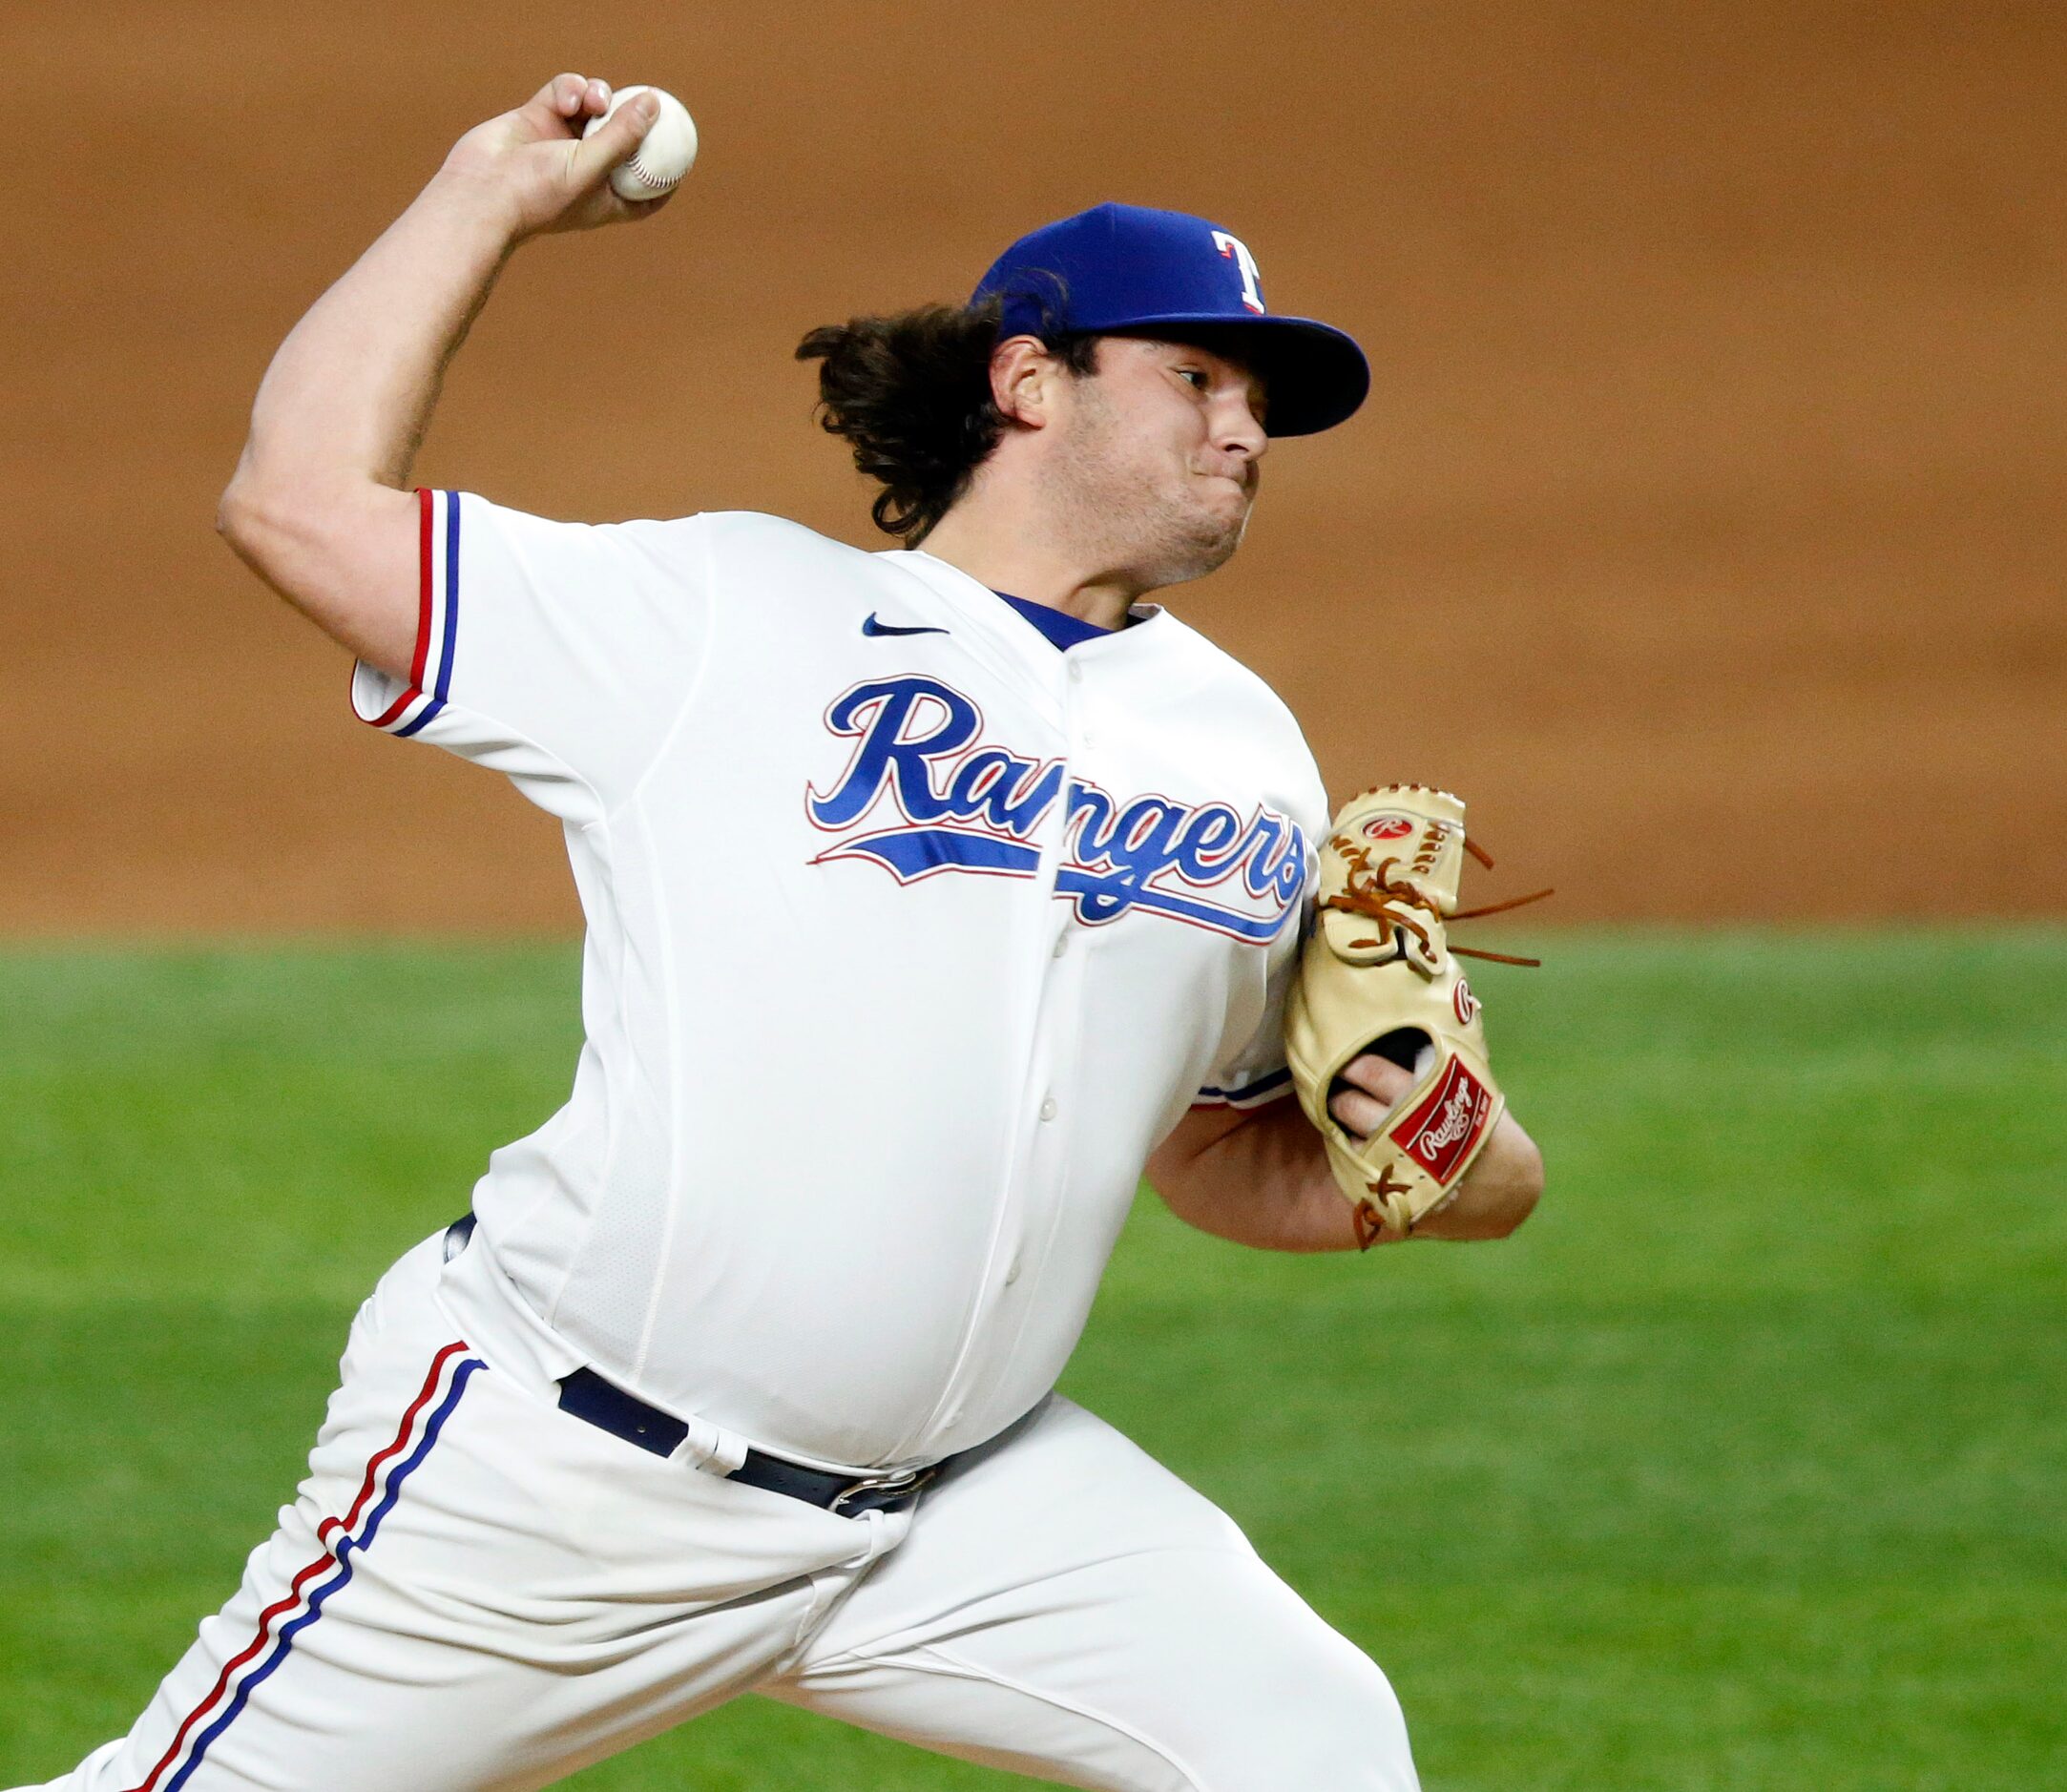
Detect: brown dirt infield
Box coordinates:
(4, 2, 2060, 931)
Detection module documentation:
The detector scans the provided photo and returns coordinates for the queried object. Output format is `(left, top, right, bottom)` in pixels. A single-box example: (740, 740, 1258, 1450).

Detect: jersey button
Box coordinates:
(1038, 1095, 1058, 1122)
(1068, 661, 1084, 683)
(1005, 1254, 1023, 1285)
(1051, 932, 1069, 959)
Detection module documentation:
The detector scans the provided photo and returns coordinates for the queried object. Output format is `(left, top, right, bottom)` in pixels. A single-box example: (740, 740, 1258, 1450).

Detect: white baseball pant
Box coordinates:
(21, 1232, 1418, 1792)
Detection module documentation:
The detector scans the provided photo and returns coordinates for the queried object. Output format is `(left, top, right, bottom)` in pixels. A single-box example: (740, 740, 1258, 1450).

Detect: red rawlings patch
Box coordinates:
(1361, 814, 1415, 843)
(1388, 1059, 1493, 1185)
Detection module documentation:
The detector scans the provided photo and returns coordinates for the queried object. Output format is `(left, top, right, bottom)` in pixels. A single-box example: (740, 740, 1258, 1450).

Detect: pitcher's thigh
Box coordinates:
(31, 1347, 581, 1792)
(45, 1521, 638, 1792)
(24, 1237, 850, 1792)
(769, 1396, 1419, 1792)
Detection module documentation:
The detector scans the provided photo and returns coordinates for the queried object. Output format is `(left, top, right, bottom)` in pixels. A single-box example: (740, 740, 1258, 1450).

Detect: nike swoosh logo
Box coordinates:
(863, 613, 950, 637)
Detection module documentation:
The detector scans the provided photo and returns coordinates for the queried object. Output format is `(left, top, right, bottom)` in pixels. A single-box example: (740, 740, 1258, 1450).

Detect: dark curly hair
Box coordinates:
(796, 292, 1099, 548)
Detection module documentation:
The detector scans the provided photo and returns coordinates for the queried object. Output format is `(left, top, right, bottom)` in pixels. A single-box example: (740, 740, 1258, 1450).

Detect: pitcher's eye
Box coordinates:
(1176, 367, 1208, 390)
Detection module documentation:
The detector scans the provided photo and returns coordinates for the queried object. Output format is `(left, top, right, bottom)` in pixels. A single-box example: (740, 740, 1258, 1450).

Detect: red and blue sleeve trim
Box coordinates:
(362, 488, 461, 737)
(1193, 1065, 1295, 1111)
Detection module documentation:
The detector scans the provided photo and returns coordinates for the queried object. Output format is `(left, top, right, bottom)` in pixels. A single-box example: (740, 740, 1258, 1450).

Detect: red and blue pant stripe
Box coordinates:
(124, 1341, 484, 1792)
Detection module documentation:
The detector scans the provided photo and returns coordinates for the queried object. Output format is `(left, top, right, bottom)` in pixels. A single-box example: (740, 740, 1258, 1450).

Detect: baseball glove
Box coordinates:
(1284, 784, 1549, 1249)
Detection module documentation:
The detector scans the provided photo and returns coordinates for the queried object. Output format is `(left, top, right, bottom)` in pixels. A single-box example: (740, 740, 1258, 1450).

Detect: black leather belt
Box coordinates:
(445, 1212, 946, 1518)
(556, 1366, 944, 1515)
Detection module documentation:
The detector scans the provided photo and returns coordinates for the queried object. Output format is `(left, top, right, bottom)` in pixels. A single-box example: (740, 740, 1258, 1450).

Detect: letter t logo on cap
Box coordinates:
(1211, 230, 1266, 314)
(971, 203, 1369, 434)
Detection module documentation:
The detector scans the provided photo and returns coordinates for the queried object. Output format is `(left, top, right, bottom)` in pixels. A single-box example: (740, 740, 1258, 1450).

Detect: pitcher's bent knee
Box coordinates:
(1171, 1627, 1419, 1792)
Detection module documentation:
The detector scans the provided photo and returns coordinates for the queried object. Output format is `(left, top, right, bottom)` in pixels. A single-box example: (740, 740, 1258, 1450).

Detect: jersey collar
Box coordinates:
(883, 547, 1165, 660)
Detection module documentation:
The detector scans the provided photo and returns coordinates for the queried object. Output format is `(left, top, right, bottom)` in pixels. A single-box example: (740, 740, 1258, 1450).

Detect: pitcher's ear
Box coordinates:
(992, 336, 1067, 427)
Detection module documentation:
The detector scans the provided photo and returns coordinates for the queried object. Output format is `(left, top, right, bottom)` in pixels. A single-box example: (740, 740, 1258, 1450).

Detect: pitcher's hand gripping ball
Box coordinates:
(1284, 785, 1550, 1248)
(583, 84, 698, 201)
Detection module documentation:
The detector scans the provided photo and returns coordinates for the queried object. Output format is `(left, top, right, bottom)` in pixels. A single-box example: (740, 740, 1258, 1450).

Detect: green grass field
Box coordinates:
(3, 931, 2062, 1790)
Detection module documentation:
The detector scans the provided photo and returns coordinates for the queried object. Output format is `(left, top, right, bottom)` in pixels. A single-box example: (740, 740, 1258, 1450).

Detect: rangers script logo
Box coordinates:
(804, 676, 1306, 943)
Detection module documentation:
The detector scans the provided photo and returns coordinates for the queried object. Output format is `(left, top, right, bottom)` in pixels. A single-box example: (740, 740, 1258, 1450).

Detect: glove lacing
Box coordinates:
(1321, 836, 1555, 967)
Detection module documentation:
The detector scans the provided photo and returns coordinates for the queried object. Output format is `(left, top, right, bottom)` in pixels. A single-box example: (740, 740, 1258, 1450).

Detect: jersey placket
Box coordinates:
(894, 643, 1092, 1459)
(977, 652, 1103, 1390)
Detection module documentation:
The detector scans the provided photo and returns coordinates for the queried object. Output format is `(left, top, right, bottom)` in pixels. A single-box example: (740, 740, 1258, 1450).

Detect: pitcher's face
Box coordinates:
(1043, 335, 1269, 589)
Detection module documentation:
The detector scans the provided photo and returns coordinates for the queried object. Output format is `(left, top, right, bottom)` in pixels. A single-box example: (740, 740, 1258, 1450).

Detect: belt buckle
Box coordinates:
(828, 1464, 938, 1516)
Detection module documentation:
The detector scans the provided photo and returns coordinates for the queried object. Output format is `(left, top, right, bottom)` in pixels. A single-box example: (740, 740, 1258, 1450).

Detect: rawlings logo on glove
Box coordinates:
(1391, 1057, 1498, 1180)
(1284, 785, 1550, 1248)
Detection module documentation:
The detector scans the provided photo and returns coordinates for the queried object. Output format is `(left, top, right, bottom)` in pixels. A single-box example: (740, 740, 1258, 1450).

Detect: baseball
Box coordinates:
(584, 84, 698, 202)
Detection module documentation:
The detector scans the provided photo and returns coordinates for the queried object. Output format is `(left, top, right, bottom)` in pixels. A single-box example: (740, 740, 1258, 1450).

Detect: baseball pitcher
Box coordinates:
(21, 75, 1545, 1792)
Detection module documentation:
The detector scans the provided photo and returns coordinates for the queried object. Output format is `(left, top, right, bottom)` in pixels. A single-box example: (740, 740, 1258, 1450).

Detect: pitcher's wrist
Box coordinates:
(418, 159, 533, 252)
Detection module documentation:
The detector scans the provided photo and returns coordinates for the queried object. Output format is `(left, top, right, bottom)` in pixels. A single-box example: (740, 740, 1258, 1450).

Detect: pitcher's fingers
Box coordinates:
(571, 89, 658, 186)
(566, 74, 612, 122)
(1338, 1052, 1414, 1103)
(524, 73, 607, 136)
(1328, 1083, 1388, 1141)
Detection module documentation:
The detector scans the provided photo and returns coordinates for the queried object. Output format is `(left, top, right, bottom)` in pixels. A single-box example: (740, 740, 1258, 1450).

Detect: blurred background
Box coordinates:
(4, 1, 2059, 929)
(3, 5, 2062, 1791)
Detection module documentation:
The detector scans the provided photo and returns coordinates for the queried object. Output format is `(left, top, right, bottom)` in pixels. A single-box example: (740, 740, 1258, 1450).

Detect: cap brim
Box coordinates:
(1096, 312, 1370, 436)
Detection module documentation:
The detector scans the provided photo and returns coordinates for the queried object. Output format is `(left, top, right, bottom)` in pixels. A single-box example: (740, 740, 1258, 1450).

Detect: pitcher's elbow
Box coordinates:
(216, 472, 312, 586)
(216, 473, 271, 559)
(1497, 1138, 1546, 1237)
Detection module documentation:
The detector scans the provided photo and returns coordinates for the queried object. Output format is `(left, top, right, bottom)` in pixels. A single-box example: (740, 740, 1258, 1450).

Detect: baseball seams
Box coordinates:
(620, 153, 680, 196)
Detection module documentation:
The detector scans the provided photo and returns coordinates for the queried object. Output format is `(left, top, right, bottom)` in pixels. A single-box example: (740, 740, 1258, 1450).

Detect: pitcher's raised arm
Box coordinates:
(217, 75, 669, 677)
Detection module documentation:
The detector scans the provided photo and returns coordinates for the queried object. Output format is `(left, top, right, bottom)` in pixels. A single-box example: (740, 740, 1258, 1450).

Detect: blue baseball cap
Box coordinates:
(971, 201, 1369, 437)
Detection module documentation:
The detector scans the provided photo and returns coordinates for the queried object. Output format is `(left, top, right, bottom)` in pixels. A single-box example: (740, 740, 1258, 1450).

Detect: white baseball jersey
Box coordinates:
(351, 489, 1327, 1473)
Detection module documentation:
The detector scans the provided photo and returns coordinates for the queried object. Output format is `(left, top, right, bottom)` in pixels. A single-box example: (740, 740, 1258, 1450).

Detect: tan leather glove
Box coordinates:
(1284, 784, 1547, 1248)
